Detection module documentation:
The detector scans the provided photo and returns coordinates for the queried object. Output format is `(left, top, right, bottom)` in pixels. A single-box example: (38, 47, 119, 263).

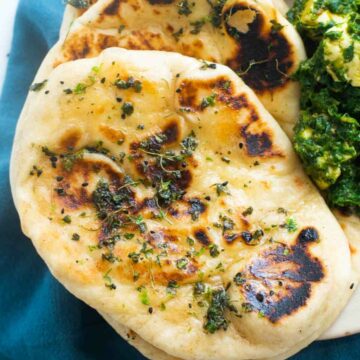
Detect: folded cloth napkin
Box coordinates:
(0, 1, 359, 359)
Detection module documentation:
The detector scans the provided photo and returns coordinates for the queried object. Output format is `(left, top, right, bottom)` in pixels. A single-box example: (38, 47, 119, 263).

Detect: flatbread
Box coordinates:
(11, 48, 355, 360)
(100, 311, 180, 360)
(63, 0, 360, 286)
(55, 0, 306, 137)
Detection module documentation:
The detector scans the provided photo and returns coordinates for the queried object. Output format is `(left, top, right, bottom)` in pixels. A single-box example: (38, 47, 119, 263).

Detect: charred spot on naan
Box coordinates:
(102, 0, 121, 15)
(194, 228, 212, 246)
(59, 128, 83, 152)
(177, 76, 250, 112)
(239, 107, 284, 158)
(129, 121, 194, 200)
(58, 32, 93, 65)
(148, 0, 175, 4)
(119, 30, 175, 52)
(240, 125, 283, 158)
(235, 227, 324, 322)
(129, 121, 181, 153)
(57, 32, 119, 65)
(181, 40, 218, 62)
(53, 157, 124, 210)
(224, 4, 294, 92)
(177, 77, 283, 158)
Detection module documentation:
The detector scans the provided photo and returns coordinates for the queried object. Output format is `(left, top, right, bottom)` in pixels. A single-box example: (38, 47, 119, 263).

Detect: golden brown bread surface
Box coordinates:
(58, 0, 306, 136)
(11, 48, 355, 359)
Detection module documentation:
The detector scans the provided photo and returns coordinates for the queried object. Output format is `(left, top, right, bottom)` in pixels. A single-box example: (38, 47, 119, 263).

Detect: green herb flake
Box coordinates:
(219, 214, 234, 234)
(208, 0, 226, 28)
(233, 272, 246, 285)
(66, 0, 89, 9)
(190, 18, 207, 34)
(343, 43, 354, 63)
(209, 244, 220, 257)
(176, 257, 189, 270)
(284, 218, 298, 233)
(172, 27, 184, 41)
(128, 251, 140, 264)
(30, 80, 48, 92)
(193, 281, 206, 295)
(62, 215, 72, 224)
(177, 0, 193, 16)
(121, 102, 134, 118)
(124, 233, 135, 240)
(203, 288, 230, 333)
(88, 245, 100, 252)
(114, 77, 142, 93)
(242, 206, 253, 217)
(166, 280, 179, 295)
(200, 94, 216, 109)
(71, 233, 80, 241)
(73, 83, 87, 94)
(270, 19, 284, 32)
(139, 287, 150, 305)
(222, 80, 231, 90)
(213, 181, 230, 196)
(103, 269, 116, 290)
(200, 60, 217, 70)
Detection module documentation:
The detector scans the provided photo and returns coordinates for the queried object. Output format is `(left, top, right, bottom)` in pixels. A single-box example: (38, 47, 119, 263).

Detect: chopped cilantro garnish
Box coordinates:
(213, 181, 230, 196)
(209, 244, 220, 257)
(62, 215, 71, 224)
(173, 27, 184, 41)
(270, 19, 284, 32)
(139, 287, 150, 305)
(114, 77, 142, 93)
(242, 206, 253, 216)
(200, 61, 217, 70)
(166, 280, 179, 295)
(30, 80, 47, 92)
(284, 218, 298, 233)
(66, 0, 89, 8)
(176, 257, 189, 270)
(177, 0, 193, 16)
(204, 288, 231, 333)
(121, 102, 134, 118)
(103, 269, 116, 290)
(201, 94, 216, 109)
(233, 272, 246, 285)
(71, 233, 80, 241)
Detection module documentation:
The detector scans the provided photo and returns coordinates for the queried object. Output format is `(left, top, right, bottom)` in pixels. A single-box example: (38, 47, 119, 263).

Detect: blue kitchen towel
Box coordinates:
(0, 1, 359, 359)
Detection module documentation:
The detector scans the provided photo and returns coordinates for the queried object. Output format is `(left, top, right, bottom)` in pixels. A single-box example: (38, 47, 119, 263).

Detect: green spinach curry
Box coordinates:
(288, 0, 360, 215)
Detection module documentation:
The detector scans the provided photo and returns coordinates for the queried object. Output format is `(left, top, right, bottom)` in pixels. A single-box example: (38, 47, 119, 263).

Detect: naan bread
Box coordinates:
(334, 212, 360, 277)
(100, 311, 180, 360)
(61, 1, 360, 346)
(55, 0, 306, 137)
(63, 0, 291, 29)
(11, 48, 355, 359)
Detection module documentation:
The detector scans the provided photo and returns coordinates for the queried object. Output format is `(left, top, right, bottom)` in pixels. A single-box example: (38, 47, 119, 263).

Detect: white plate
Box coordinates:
(0, 0, 358, 342)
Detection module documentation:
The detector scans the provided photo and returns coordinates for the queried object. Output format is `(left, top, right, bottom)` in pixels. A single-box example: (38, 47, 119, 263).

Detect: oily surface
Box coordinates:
(11, 49, 355, 359)
(56, 0, 306, 136)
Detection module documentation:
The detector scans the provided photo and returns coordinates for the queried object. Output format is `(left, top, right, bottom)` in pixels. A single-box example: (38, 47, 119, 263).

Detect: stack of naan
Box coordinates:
(10, 0, 359, 359)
